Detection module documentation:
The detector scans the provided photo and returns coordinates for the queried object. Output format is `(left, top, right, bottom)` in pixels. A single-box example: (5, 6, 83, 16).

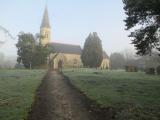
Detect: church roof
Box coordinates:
(41, 6, 50, 28)
(50, 43, 82, 55)
(103, 51, 109, 59)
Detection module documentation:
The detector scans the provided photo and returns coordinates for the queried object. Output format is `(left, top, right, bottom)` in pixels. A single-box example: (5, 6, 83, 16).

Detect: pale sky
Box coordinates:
(0, 0, 134, 57)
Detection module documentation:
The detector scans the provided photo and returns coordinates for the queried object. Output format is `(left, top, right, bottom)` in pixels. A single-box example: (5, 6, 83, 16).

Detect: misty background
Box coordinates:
(0, 0, 134, 68)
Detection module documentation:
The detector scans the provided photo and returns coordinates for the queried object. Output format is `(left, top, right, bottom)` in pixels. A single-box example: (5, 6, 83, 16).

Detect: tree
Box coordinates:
(122, 48, 138, 66)
(123, 0, 160, 55)
(16, 32, 49, 69)
(32, 45, 49, 67)
(47, 44, 55, 68)
(145, 54, 160, 68)
(110, 52, 125, 70)
(16, 33, 35, 69)
(136, 53, 160, 71)
(81, 32, 103, 68)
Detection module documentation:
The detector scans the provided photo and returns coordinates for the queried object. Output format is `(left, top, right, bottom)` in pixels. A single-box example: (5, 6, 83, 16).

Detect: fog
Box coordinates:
(0, 27, 17, 68)
(0, 52, 17, 68)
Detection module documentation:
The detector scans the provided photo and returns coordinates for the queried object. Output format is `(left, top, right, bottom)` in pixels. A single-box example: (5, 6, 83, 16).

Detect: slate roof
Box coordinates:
(50, 42, 82, 55)
(50, 43, 109, 58)
(103, 51, 109, 59)
(41, 6, 50, 28)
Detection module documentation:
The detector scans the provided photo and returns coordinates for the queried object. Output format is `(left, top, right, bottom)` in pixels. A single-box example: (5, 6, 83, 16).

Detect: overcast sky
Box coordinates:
(0, 0, 134, 57)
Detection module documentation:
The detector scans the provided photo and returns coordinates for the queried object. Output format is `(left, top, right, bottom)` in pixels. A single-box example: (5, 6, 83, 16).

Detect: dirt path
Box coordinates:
(28, 71, 95, 120)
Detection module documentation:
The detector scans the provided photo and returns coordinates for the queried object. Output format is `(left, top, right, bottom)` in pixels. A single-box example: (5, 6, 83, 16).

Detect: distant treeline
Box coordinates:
(110, 50, 160, 71)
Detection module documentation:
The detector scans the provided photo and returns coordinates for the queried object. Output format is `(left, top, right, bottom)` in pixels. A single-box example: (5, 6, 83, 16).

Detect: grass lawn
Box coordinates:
(63, 68, 160, 120)
(0, 69, 46, 120)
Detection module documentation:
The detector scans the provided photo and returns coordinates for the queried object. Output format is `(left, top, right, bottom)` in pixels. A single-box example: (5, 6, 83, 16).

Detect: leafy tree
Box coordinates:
(81, 32, 103, 68)
(123, 0, 160, 55)
(110, 52, 125, 70)
(47, 44, 55, 68)
(144, 53, 160, 68)
(156, 65, 160, 75)
(16, 32, 49, 69)
(16, 33, 35, 69)
(32, 45, 49, 67)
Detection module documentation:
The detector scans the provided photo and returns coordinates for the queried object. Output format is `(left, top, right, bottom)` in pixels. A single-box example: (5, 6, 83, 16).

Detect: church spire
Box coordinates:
(41, 5, 51, 28)
(40, 5, 51, 46)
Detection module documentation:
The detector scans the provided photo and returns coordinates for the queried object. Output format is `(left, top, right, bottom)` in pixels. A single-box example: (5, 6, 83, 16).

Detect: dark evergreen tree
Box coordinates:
(81, 32, 103, 68)
(81, 33, 92, 67)
(123, 0, 160, 55)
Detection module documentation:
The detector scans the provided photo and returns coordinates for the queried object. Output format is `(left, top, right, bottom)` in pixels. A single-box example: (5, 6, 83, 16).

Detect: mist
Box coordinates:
(0, 52, 17, 68)
(0, 26, 17, 68)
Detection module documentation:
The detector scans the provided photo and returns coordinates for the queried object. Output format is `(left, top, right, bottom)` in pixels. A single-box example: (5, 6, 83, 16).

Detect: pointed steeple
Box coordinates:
(40, 5, 51, 46)
(41, 6, 51, 28)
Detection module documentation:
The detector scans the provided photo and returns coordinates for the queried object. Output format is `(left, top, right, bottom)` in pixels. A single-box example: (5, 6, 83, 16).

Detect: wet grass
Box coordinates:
(0, 69, 46, 120)
(63, 68, 160, 120)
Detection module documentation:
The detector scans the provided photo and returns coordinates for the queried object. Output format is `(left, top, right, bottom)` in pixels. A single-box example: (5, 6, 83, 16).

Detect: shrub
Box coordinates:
(145, 68, 155, 75)
(125, 66, 138, 72)
(14, 63, 24, 69)
(156, 66, 160, 75)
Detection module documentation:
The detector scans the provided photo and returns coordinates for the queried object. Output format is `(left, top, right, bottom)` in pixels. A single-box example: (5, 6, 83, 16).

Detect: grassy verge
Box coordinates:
(63, 68, 160, 120)
(0, 69, 46, 120)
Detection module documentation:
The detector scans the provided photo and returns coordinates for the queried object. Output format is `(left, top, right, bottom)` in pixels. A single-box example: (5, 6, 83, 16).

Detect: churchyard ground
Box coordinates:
(1, 68, 160, 120)
(63, 68, 160, 120)
(0, 69, 46, 120)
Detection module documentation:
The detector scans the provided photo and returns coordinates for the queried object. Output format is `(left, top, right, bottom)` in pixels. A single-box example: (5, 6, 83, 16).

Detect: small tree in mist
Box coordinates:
(81, 32, 103, 68)
(122, 49, 139, 66)
(110, 52, 125, 70)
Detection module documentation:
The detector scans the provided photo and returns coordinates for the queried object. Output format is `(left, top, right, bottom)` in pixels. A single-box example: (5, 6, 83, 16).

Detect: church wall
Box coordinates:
(51, 53, 109, 69)
(52, 53, 66, 69)
(64, 54, 83, 68)
(100, 58, 110, 69)
(52, 53, 83, 69)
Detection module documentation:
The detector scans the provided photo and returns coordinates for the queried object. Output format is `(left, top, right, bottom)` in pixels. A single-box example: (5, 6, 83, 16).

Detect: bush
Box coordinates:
(156, 66, 160, 75)
(125, 66, 138, 72)
(14, 63, 24, 69)
(145, 68, 155, 75)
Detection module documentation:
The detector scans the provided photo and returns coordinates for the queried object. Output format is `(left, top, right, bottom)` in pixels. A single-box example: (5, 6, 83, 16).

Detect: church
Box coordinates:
(40, 6, 110, 69)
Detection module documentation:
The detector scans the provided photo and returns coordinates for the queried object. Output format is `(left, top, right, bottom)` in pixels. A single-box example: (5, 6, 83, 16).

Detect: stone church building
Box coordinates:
(40, 6, 109, 69)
